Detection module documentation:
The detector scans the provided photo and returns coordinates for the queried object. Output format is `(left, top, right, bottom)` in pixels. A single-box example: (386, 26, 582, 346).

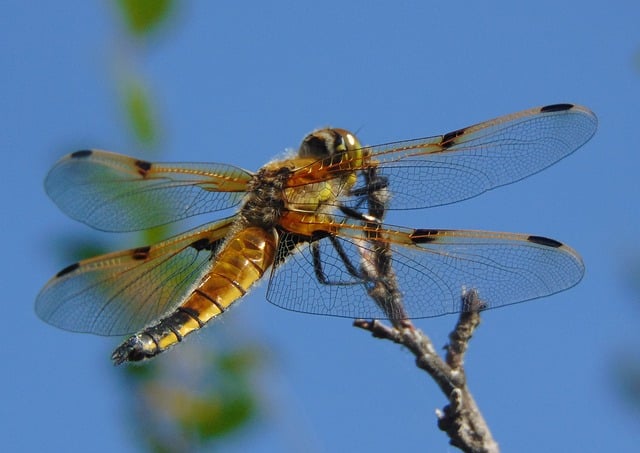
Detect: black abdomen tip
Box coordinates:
(111, 335, 156, 365)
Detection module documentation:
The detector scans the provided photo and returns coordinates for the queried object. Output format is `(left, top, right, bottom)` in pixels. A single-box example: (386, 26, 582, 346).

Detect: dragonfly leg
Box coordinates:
(349, 173, 389, 198)
(310, 235, 364, 285)
(344, 172, 389, 217)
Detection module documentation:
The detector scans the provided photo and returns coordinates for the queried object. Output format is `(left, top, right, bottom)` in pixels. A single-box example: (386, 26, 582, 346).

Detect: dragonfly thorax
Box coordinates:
(241, 166, 291, 228)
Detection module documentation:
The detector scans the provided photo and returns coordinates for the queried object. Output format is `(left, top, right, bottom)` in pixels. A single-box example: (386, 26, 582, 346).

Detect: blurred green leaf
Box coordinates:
(194, 393, 255, 439)
(218, 349, 261, 375)
(123, 77, 157, 145)
(125, 360, 158, 380)
(52, 234, 111, 264)
(142, 224, 173, 247)
(57, 4, 265, 451)
(117, 0, 174, 36)
(121, 343, 261, 449)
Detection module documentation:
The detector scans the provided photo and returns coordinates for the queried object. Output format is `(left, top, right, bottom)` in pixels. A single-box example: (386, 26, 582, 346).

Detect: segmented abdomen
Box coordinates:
(112, 226, 277, 364)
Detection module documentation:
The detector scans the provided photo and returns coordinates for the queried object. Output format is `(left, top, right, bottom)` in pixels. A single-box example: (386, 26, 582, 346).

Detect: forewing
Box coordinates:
(266, 221, 584, 319)
(35, 217, 235, 335)
(45, 150, 252, 231)
(336, 104, 596, 210)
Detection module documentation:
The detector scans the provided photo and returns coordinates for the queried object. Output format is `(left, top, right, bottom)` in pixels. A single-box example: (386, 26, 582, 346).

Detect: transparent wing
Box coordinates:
(45, 149, 252, 232)
(266, 219, 584, 319)
(35, 217, 236, 335)
(300, 104, 597, 210)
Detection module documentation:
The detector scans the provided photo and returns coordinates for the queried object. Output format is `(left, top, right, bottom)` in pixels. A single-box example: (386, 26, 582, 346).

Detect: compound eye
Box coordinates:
(298, 128, 360, 158)
(344, 133, 357, 148)
(300, 129, 344, 157)
(333, 132, 347, 152)
(300, 134, 330, 157)
(332, 128, 360, 152)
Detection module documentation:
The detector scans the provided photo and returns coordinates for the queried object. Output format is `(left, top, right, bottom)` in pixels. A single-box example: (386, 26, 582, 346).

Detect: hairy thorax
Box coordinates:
(240, 166, 292, 229)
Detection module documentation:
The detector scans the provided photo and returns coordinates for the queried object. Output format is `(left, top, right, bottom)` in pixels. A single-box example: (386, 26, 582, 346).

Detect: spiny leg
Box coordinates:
(311, 235, 365, 286)
(340, 168, 388, 222)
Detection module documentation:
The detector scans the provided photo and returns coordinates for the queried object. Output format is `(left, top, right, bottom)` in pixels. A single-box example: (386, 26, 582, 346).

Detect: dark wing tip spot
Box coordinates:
(527, 235, 563, 248)
(71, 150, 93, 158)
(410, 229, 440, 244)
(540, 103, 574, 113)
(56, 262, 80, 278)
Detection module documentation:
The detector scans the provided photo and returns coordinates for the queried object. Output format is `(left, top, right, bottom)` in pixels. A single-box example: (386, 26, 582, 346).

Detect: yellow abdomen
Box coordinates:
(112, 226, 277, 364)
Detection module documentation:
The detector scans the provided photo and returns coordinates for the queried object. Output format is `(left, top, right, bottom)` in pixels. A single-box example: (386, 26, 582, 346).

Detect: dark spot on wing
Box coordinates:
(191, 238, 213, 251)
(56, 262, 80, 278)
(410, 229, 441, 243)
(527, 235, 563, 248)
(70, 150, 92, 158)
(540, 103, 574, 113)
(132, 246, 151, 260)
(135, 159, 152, 176)
(441, 127, 466, 149)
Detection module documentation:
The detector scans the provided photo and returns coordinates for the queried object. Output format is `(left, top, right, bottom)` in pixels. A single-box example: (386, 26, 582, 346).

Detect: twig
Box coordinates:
(353, 165, 498, 452)
(354, 290, 499, 453)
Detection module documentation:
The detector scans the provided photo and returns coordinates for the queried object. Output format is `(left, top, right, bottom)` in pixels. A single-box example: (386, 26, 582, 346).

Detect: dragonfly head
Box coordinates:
(299, 128, 362, 159)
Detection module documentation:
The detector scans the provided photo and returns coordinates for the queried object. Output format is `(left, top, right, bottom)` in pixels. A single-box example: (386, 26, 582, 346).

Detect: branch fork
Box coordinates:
(354, 289, 499, 453)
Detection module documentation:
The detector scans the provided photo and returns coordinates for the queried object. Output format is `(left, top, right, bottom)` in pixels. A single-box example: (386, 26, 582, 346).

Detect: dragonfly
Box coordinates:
(36, 103, 597, 365)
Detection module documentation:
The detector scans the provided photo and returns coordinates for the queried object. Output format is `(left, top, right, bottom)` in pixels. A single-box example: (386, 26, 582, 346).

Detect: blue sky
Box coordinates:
(2, 1, 640, 452)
